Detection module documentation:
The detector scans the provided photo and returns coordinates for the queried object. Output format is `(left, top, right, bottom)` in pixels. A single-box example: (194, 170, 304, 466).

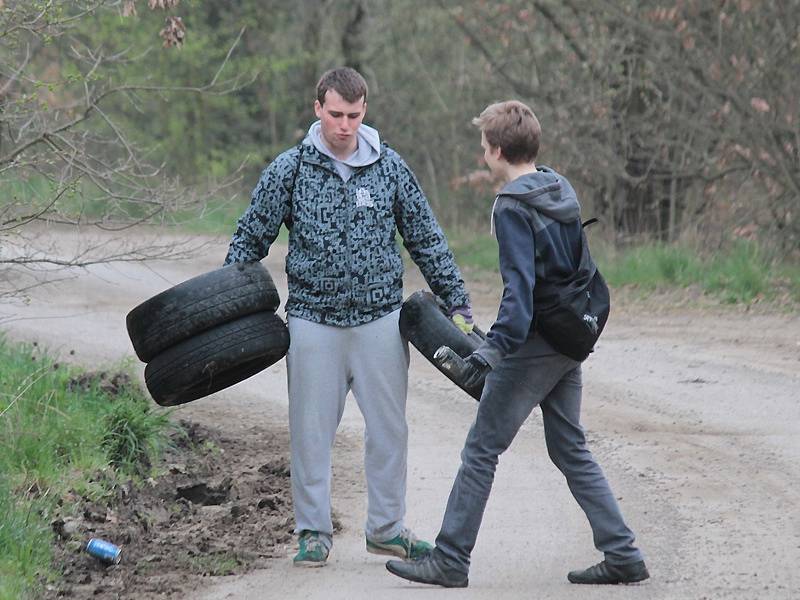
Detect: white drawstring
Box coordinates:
(490, 195, 500, 235)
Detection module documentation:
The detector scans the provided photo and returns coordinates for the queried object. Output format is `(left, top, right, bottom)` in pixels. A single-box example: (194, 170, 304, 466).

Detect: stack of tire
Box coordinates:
(126, 262, 289, 407)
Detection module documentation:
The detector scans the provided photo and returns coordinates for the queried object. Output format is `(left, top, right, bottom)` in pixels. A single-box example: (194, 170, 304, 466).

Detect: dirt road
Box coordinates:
(4, 226, 799, 599)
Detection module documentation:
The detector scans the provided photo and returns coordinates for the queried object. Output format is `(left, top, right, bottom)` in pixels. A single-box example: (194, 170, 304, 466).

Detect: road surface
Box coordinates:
(3, 226, 799, 599)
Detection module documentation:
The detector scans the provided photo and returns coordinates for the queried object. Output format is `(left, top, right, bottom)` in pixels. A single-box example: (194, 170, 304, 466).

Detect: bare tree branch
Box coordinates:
(433, 0, 536, 98)
(0, 1, 251, 299)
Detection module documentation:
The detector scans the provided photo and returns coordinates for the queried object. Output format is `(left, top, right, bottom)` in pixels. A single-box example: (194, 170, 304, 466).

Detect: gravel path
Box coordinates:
(4, 226, 798, 599)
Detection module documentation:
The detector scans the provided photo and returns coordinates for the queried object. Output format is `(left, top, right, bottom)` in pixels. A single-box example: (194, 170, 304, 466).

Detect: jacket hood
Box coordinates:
(305, 121, 381, 167)
(497, 166, 580, 223)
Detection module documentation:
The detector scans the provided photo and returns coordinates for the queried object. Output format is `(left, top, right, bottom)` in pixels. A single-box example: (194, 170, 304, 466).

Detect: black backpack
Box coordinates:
(533, 220, 610, 362)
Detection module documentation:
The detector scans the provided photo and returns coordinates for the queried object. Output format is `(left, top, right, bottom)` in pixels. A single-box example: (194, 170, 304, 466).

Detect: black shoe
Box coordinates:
(386, 552, 468, 588)
(568, 559, 650, 584)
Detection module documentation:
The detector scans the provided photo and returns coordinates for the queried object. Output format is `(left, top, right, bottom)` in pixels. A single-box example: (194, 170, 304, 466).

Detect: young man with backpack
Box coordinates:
(386, 100, 649, 587)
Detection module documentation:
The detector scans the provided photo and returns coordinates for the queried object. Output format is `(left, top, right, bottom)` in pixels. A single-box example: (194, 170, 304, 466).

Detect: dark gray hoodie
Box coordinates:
(475, 166, 583, 368)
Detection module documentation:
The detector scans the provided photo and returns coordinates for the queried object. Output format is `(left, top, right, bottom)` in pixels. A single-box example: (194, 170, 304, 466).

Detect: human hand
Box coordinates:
(462, 352, 491, 388)
(449, 305, 474, 334)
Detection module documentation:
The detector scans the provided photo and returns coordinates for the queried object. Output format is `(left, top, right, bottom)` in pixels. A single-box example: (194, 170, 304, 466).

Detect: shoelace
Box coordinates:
(302, 534, 323, 553)
(398, 528, 418, 548)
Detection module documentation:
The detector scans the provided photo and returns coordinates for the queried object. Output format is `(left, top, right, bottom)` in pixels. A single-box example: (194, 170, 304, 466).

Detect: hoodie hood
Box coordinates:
(497, 166, 580, 223)
(305, 121, 381, 168)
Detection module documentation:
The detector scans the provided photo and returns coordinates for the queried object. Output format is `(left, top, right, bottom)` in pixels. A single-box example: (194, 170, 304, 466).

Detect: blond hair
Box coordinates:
(472, 101, 541, 164)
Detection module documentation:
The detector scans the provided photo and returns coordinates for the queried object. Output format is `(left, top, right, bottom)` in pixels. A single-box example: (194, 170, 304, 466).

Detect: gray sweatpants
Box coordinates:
(286, 310, 410, 549)
(435, 335, 644, 573)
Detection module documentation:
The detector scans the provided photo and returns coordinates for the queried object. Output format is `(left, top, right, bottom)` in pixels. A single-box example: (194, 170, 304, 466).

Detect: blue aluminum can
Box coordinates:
(85, 538, 122, 564)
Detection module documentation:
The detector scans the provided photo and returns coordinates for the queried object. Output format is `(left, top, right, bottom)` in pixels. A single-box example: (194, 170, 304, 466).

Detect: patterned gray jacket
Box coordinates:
(224, 142, 469, 327)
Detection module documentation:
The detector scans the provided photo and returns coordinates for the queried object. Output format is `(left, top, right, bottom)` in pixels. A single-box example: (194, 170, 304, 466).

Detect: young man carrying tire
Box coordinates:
(224, 67, 472, 567)
(385, 101, 649, 587)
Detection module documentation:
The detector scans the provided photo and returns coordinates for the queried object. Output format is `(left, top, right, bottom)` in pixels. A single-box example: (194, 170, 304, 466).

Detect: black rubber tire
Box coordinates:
(144, 311, 289, 407)
(126, 262, 280, 362)
(399, 290, 486, 401)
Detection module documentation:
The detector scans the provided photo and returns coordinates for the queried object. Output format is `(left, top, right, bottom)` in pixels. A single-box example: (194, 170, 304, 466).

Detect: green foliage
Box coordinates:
(703, 241, 771, 304)
(0, 481, 52, 600)
(0, 336, 172, 598)
(596, 240, 798, 304)
(3, 0, 798, 249)
(451, 232, 799, 305)
(600, 244, 700, 289)
(172, 197, 250, 235)
(1, 173, 127, 222)
(102, 397, 170, 473)
(779, 265, 800, 300)
(178, 551, 240, 576)
(71, 2, 306, 180)
(446, 230, 499, 272)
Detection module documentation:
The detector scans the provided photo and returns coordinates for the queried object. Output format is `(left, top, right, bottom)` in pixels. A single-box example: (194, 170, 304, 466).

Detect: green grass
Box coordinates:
(0, 482, 52, 600)
(595, 240, 798, 304)
(444, 231, 800, 306)
(6, 169, 796, 306)
(172, 200, 291, 245)
(0, 338, 172, 600)
(178, 552, 240, 576)
(0, 173, 152, 223)
(446, 230, 501, 272)
(1, 173, 248, 233)
(102, 396, 171, 473)
(598, 243, 701, 288)
(169, 197, 249, 236)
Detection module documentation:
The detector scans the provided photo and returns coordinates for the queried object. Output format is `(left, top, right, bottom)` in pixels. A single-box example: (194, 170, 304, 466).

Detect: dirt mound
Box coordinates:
(44, 420, 294, 599)
(66, 371, 134, 396)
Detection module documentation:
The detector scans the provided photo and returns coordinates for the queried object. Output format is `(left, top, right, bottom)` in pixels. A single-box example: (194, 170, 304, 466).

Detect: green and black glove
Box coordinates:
(449, 305, 474, 334)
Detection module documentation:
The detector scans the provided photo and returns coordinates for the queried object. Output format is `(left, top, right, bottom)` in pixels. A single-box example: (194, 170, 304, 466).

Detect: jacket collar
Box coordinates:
(299, 142, 387, 174)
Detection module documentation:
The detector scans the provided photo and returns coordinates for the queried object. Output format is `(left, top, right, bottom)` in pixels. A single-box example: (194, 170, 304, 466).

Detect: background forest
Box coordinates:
(2, 4, 798, 599)
(2, 0, 798, 278)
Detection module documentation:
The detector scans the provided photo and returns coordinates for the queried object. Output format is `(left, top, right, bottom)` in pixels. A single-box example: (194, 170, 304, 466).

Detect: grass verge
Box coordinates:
(0, 337, 171, 600)
(597, 240, 800, 305)
(446, 232, 800, 306)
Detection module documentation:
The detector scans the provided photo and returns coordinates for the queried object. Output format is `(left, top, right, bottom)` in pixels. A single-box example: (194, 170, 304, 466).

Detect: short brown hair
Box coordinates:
(472, 101, 541, 164)
(316, 67, 368, 104)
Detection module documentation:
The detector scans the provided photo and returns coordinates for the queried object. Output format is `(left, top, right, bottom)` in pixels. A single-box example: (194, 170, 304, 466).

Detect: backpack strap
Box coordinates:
(582, 217, 599, 228)
(284, 143, 305, 229)
(534, 222, 597, 306)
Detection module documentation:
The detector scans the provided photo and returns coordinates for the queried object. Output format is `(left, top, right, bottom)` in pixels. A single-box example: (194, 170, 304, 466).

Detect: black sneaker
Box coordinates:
(385, 552, 468, 588)
(568, 559, 650, 584)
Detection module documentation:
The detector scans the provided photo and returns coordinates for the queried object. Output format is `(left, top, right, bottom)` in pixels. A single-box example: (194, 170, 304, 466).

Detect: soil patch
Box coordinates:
(44, 419, 294, 599)
(66, 371, 133, 396)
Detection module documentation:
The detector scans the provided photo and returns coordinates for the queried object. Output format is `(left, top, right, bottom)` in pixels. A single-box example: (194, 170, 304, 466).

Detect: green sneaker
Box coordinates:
(293, 530, 329, 567)
(366, 528, 433, 560)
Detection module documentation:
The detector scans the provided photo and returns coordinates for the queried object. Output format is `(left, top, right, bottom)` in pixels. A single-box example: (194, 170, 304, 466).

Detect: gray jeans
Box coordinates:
(435, 335, 643, 573)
